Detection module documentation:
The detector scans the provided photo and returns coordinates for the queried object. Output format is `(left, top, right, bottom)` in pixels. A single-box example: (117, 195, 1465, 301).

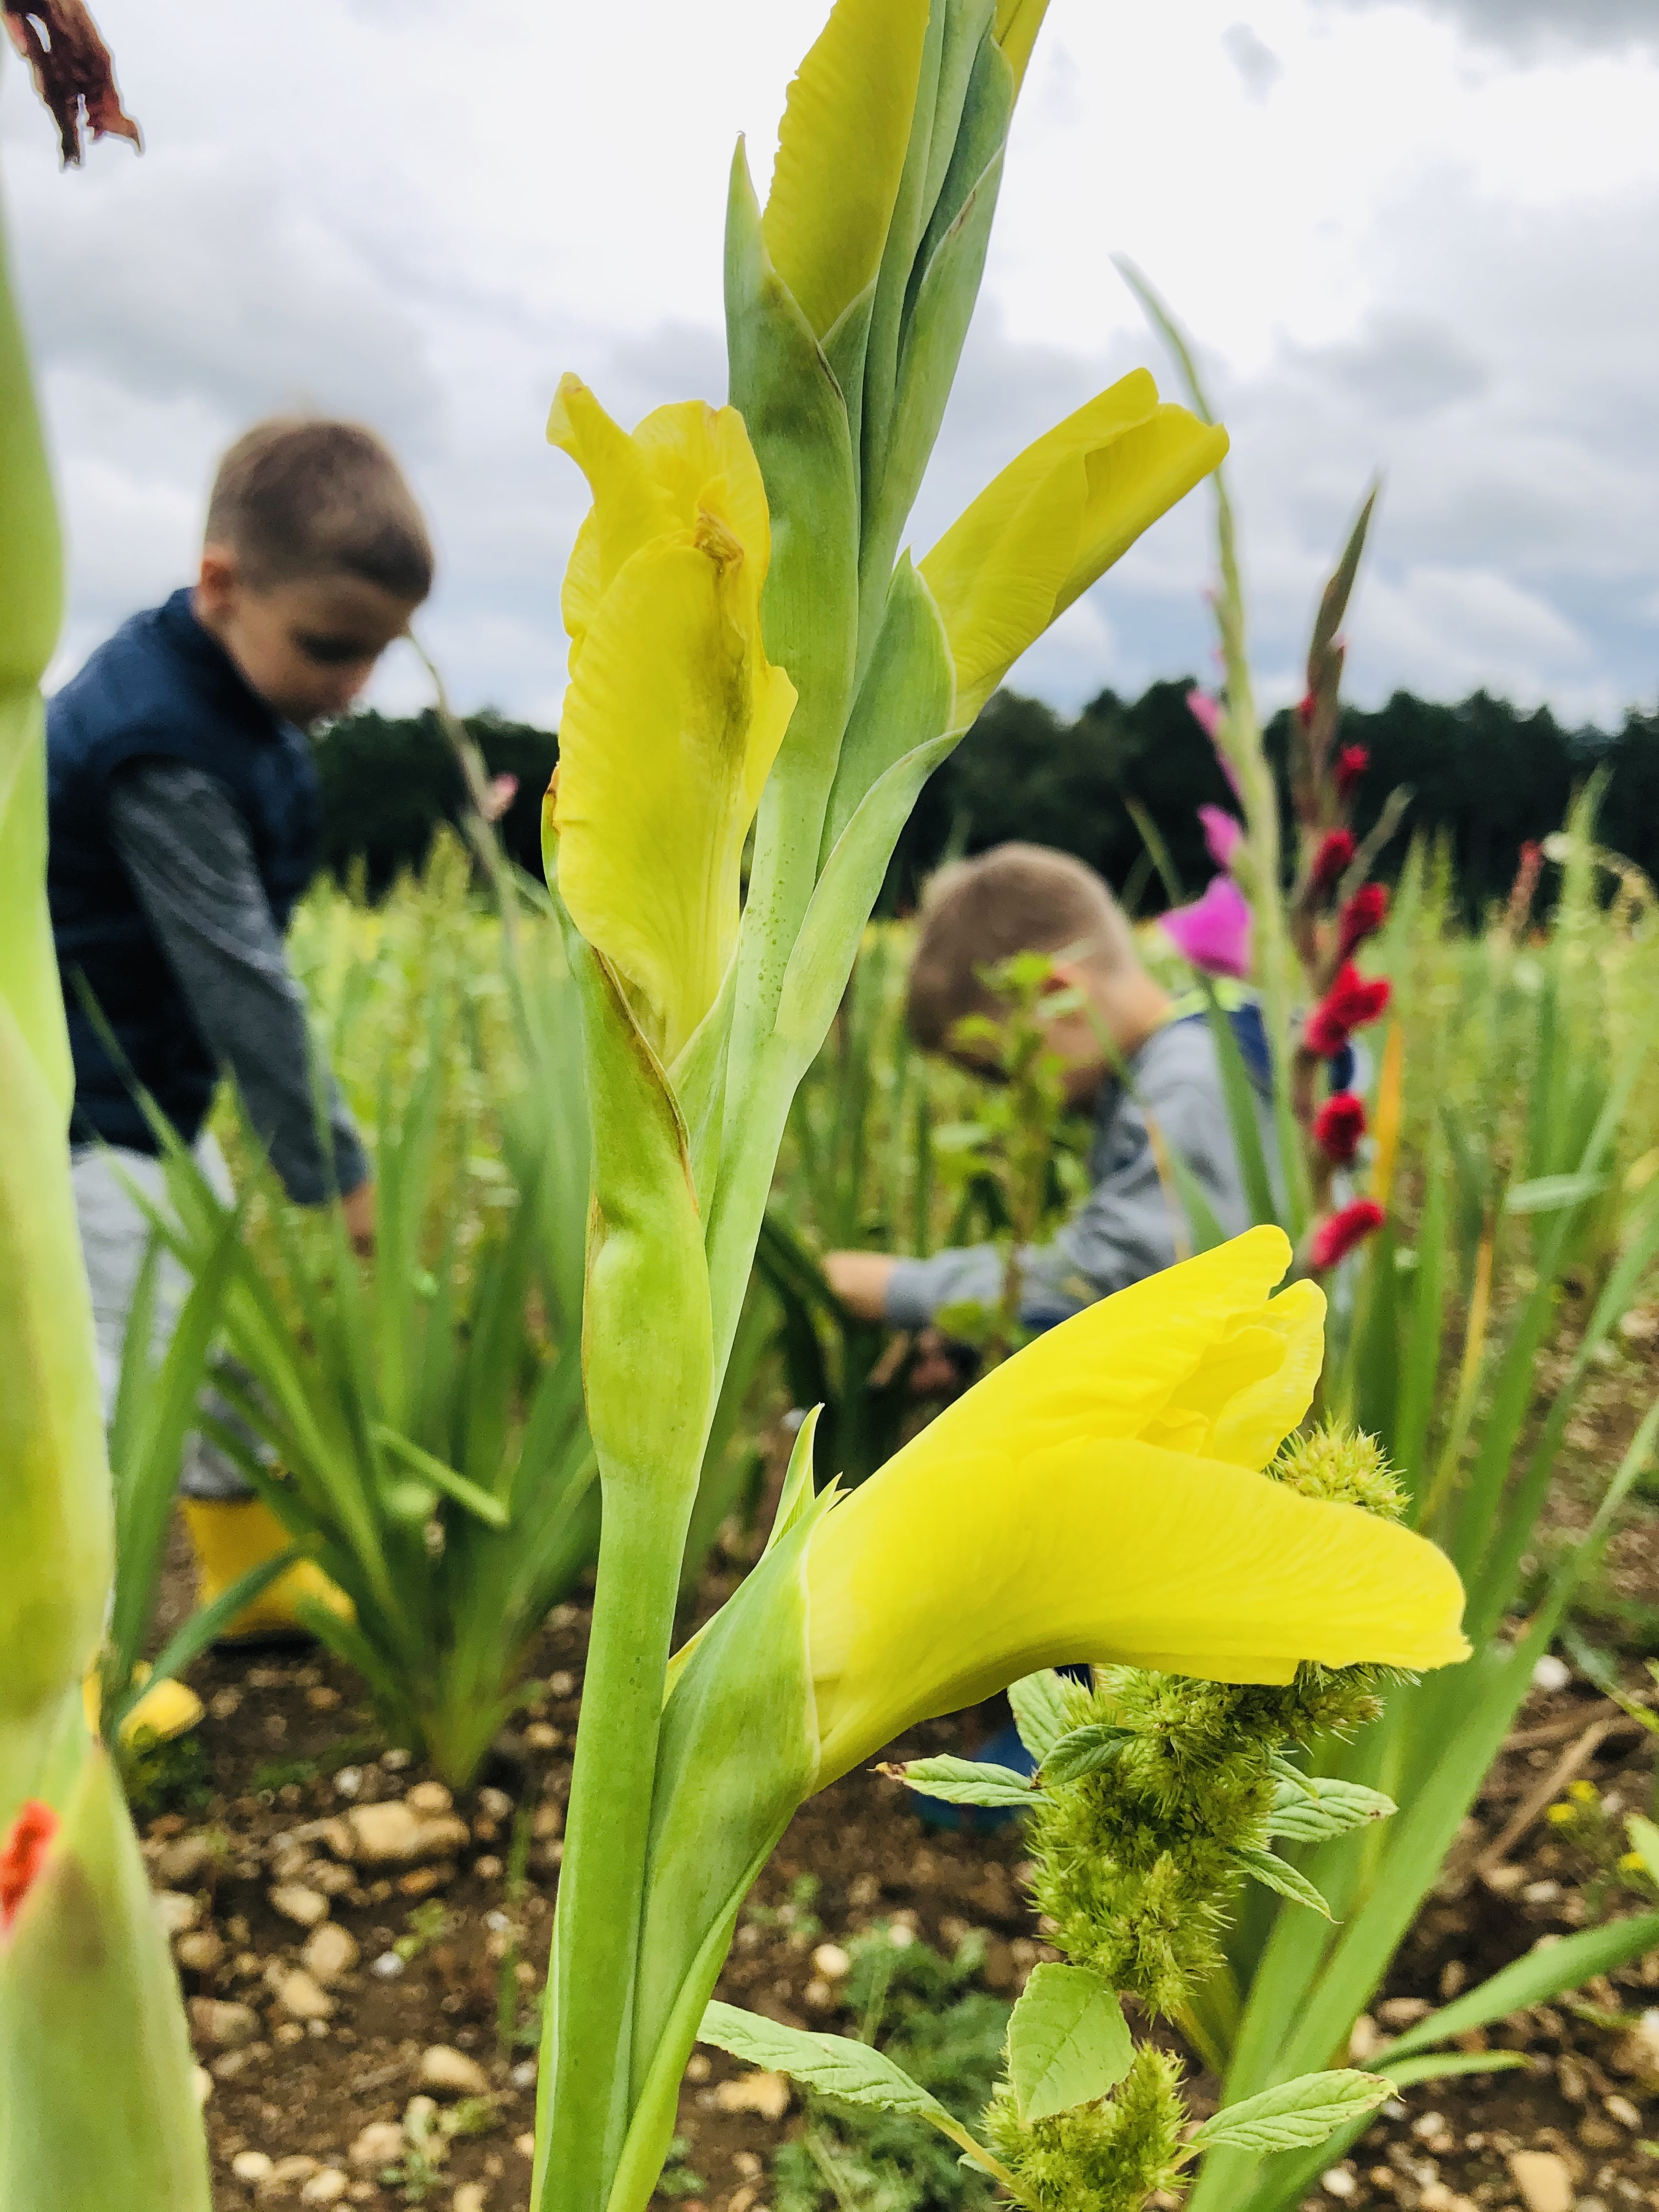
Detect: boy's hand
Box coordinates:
(341, 1177, 376, 1257)
(823, 1250, 896, 1322)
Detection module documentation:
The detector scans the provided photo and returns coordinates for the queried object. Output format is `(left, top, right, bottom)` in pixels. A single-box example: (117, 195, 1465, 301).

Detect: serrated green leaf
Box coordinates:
(883, 1755, 1034, 1809)
(1191, 2069, 1391, 2152)
(699, 2002, 945, 2120)
(1041, 1724, 1133, 1786)
(1269, 1751, 1321, 1799)
(1007, 1964, 1134, 2124)
(1008, 1669, 1071, 1761)
(1232, 1846, 1335, 1920)
(1266, 1776, 1396, 1843)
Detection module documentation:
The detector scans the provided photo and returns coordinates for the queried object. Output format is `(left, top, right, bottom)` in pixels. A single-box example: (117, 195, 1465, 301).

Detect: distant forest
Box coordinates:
(315, 684, 1659, 920)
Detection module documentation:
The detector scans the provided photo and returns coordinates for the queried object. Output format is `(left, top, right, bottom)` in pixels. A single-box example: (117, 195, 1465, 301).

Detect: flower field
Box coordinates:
(4, 4, 1659, 2211)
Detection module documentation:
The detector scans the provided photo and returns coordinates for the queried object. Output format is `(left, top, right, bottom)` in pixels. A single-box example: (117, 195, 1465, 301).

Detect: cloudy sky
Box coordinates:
(4, 0, 1655, 730)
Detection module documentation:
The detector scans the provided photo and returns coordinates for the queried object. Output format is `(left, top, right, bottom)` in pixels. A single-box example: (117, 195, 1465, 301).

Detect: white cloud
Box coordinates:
(4, 0, 1656, 732)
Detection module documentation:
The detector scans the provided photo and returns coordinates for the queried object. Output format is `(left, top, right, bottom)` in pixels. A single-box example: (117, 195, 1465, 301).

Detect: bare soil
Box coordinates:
(136, 1513, 1659, 2212)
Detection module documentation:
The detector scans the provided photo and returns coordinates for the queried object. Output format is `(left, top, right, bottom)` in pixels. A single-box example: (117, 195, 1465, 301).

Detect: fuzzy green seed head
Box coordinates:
(985, 2042, 1187, 2212)
(1272, 1421, 1404, 1520)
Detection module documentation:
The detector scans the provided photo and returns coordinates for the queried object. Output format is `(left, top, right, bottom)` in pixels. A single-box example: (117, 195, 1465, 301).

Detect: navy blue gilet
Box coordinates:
(47, 588, 321, 1153)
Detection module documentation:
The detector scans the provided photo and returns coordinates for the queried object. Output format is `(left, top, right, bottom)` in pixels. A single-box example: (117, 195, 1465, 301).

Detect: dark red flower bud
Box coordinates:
(1, 1799, 59, 1933)
(1313, 1091, 1367, 1167)
(1296, 691, 1317, 728)
(1310, 827, 1356, 901)
(1304, 961, 1392, 1057)
(1310, 1199, 1386, 1272)
(1338, 881, 1389, 959)
(1335, 744, 1369, 802)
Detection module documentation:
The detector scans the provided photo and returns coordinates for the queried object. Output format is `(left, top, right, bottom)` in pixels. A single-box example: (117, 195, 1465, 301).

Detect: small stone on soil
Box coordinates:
(1510, 2151, 1576, 2212)
(418, 2044, 490, 2096)
(232, 2150, 274, 2182)
(274, 1968, 335, 2022)
(348, 2120, 405, 2170)
(176, 1929, 225, 1973)
(270, 1883, 330, 1929)
(300, 2172, 347, 2204)
(714, 2072, 790, 2121)
(302, 1922, 360, 1983)
(154, 1889, 204, 1936)
(190, 1997, 261, 2050)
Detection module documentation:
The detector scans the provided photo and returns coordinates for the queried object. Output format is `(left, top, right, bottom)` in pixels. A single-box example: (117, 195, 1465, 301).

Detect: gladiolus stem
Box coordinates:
(535, 1493, 693, 2212)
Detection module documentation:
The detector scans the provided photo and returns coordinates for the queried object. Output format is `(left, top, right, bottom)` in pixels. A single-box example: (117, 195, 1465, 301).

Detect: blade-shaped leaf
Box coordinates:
(1008, 1669, 1072, 1762)
(1380, 1906, 1659, 2061)
(882, 1756, 1034, 1809)
(1266, 1777, 1396, 1844)
(1041, 1723, 1133, 1786)
(1232, 1847, 1335, 1920)
(1626, 1814, 1659, 1886)
(1007, 1963, 1134, 2124)
(1191, 2070, 1391, 2152)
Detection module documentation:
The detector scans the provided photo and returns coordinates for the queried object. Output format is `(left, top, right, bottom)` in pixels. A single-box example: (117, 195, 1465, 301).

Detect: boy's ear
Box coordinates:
(196, 543, 241, 613)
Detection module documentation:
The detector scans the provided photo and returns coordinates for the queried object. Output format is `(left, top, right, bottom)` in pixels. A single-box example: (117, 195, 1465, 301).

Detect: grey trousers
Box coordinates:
(71, 1136, 254, 1501)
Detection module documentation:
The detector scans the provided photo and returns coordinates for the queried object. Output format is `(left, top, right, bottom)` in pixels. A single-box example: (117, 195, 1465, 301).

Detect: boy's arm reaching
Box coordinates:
(104, 759, 371, 1211)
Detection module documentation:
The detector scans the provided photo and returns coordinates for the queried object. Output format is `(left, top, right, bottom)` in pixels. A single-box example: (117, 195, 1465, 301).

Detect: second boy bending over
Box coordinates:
(825, 843, 1270, 1333)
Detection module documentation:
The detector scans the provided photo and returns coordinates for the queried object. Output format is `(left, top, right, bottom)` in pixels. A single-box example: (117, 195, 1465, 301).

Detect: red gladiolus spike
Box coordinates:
(1, 1799, 59, 1932)
(1310, 827, 1356, 901)
(1296, 691, 1317, 728)
(1304, 961, 1392, 1057)
(1338, 881, 1389, 959)
(1313, 1091, 1367, 1167)
(1310, 1199, 1385, 1272)
(1335, 743, 1369, 802)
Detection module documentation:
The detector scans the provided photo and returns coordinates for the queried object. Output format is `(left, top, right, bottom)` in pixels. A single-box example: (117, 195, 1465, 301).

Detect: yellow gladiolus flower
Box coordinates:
(920, 369, 1229, 730)
(994, 0, 1051, 94)
(761, 0, 931, 341)
(802, 1227, 1469, 1787)
(546, 377, 797, 1063)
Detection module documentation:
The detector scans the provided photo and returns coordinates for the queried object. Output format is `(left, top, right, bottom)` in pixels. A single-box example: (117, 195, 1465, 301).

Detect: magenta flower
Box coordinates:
(1186, 687, 1223, 740)
(1159, 874, 1254, 980)
(1199, 803, 1243, 871)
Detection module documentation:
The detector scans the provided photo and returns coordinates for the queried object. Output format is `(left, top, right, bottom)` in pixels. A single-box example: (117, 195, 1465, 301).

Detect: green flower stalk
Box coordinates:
(531, 6, 1277, 2208)
(0, 118, 212, 2212)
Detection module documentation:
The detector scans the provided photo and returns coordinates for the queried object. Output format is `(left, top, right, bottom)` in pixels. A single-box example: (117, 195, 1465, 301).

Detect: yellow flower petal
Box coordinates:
(806, 1435, 1469, 1786)
(911, 1224, 1299, 1466)
(1205, 1280, 1327, 1468)
(993, 0, 1050, 94)
(919, 373, 1225, 727)
(553, 529, 795, 1060)
(763, 0, 932, 338)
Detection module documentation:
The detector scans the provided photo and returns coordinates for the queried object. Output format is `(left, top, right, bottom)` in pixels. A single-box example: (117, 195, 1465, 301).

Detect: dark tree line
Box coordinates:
(316, 686, 1659, 919)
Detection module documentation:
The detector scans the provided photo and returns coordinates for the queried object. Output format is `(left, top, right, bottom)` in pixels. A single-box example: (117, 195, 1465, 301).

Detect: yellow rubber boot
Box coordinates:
(82, 1666, 204, 1746)
(179, 1497, 353, 1645)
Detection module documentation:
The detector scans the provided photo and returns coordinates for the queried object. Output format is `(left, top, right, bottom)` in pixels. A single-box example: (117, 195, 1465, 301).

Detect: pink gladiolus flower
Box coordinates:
(1, 1799, 58, 1933)
(1186, 687, 1222, 739)
(1159, 874, 1253, 980)
(1199, 803, 1243, 871)
(1310, 1199, 1386, 1272)
(481, 772, 519, 824)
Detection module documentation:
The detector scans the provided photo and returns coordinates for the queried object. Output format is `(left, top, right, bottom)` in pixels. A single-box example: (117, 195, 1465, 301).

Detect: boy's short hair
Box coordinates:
(907, 842, 1137, 1052)
(205, 417, 433, 600)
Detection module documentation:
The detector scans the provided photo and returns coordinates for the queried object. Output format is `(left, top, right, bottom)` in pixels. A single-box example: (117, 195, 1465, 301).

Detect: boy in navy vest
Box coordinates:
(49, 417, 433, 1638)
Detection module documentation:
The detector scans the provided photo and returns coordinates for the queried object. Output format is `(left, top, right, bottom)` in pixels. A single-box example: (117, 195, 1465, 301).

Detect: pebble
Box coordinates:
(1348, 2014, 1385, 2061)
(1377, 1998, 1431, 2029)
(714, 2071, 790, 2121)
(1603, 2093, 1642, 2130)
(335, 1801, 470, 1867)
(270, 1883, 330, 1929)
(1509, 2151, 1575, 2212)
(476, 1787, 514, 1823)
(405, 1781, 453, 1815)
(156, 1834, 216, 1887)
(348, 2120, 406, 2170)
(176, 1929, 225, 1973)
(189, 1997, 261, 2050)
(510, 2058, 538, 2089)
(231, 2150, 274, 2182)
(548, 1671, 577, 1698)
(333, 1768, 364, 1799)
(154, 1890, 204, 1936)
(274, 1969, 335, 2022)
(811, 1943, 851, 1981)
(515, 2134, 536, 2158)
(524, 1722, 560, 1751)
(370, 1950, 406, 1979)
(453, 2188, 488, 2212)
(193, 2065, 213, 2107)
(299, 2173, 347, 2205)
(302, 1922, 360, 1984)
(1532, 1654, 1572, 1692)
(398, 1864, 452, 1899)
(381, 1747, 411, 1771)
(1610, 2008, 1659, 2086)
(259, 2157, 321, 2197)
(1321, 2168, 1357, 2199)
(418, 2044, 491, 2097)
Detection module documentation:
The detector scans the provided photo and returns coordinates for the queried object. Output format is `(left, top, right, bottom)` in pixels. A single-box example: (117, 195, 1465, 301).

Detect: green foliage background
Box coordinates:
(316, 687, 1659, 920)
